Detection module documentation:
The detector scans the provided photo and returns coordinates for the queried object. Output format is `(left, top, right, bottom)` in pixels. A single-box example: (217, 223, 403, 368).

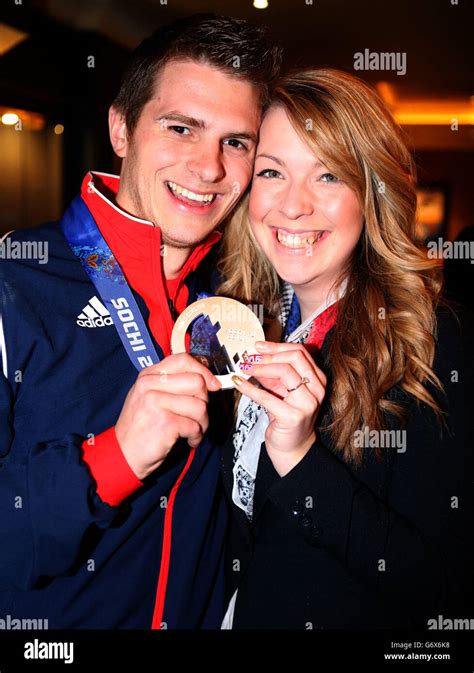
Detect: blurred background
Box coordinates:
(0, 0, 472, 255)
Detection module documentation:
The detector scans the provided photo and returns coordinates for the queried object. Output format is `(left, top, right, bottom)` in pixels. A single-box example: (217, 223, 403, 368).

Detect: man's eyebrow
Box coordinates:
(158, 113, 206, 129)
(159, 112, 257, 144)
(223, 131, 258, 145)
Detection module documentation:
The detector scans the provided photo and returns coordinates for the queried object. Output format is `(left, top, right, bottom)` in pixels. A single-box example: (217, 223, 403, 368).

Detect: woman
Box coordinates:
(217, 69, 473, 629)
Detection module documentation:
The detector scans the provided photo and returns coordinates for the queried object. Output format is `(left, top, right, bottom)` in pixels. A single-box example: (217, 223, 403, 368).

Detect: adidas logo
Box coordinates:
(77, 296, 114, 328)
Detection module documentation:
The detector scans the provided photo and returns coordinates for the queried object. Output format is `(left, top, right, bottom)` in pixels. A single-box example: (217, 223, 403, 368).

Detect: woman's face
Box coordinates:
(249, 106, 364, 295)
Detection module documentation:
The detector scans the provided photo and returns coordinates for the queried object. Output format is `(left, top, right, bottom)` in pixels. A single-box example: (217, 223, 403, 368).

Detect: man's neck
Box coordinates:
(114, 186, 192, 280)
(162, 247, 193, 280)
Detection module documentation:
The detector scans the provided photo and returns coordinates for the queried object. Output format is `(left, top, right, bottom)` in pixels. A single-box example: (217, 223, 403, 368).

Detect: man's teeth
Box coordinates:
(277, 229, 324, 248)
(167, 181, 216, 204)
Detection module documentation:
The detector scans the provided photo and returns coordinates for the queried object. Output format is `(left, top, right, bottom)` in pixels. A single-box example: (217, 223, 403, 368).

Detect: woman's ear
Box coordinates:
(109, 106, 128, 158)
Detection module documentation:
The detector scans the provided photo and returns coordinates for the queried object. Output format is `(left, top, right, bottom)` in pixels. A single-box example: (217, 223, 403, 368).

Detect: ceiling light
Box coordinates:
(1, 112, 19, 126)
(0, 107, 46, 131)
(253, 0, 269, 8)
(376, 85, 474, 126)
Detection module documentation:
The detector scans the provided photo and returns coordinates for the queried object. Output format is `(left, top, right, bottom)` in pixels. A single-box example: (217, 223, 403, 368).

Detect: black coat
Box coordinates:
(221, 305, 474, 629)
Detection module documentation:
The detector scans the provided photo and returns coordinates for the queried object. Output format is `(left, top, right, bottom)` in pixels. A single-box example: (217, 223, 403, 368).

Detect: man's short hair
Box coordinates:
(113, 13, 282, 136)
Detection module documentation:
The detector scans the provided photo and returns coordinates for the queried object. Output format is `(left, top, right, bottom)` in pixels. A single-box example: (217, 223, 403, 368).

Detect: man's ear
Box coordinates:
(109, 106, 128, 158)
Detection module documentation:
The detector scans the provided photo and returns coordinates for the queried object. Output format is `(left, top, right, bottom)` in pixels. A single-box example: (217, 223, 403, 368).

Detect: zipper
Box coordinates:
(152, 227, 221, 350)
(168, 298, 179, 322)
(152, 229, 175, 345)
(151, 447, 196, 629)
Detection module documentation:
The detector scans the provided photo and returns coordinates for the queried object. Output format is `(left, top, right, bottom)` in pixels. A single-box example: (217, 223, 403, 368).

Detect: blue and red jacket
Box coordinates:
(0, 173, 229, 628)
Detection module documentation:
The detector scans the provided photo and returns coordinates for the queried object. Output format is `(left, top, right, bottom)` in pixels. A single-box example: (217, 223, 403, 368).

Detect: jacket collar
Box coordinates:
(80, 171, 222, 285)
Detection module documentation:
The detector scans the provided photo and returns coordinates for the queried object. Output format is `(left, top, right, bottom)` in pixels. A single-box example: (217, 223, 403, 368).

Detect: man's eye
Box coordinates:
(224, 138, 248, 150)
(169, 125, 191, 135)
(256, 169, 282, 179)
(320, 172, 340, 183)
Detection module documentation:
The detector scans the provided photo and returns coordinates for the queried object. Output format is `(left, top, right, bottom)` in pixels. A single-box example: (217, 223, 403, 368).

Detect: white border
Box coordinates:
(88, 172, 154, 226)
(0, 230, 14, 379)
(0, 230, 15, 245)
(0, 314, 7, 379)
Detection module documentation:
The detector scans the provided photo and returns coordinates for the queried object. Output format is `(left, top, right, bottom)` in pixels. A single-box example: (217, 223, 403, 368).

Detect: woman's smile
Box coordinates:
(270, 226, 331, 253)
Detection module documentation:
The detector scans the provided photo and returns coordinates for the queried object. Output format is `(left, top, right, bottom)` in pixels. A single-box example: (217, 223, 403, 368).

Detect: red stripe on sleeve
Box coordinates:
(82, 427, 143, 506)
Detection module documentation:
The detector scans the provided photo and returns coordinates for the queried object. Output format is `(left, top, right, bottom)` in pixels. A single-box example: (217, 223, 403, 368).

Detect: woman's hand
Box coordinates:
(233, 341, 327, 476)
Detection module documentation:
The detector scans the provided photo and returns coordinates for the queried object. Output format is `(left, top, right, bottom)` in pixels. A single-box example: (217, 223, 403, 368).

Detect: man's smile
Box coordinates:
(166, 180, 218, 206)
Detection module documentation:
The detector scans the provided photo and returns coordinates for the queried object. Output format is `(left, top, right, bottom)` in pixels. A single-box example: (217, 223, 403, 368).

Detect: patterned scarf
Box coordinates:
(232, 282, 340, 520)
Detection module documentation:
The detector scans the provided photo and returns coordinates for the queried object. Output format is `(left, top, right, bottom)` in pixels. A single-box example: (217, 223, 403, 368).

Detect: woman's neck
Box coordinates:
(293, 277, 346, 323)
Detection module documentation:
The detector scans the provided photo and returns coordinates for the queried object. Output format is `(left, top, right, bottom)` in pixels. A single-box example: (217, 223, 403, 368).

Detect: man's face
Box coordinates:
(110, 59, 261, 250)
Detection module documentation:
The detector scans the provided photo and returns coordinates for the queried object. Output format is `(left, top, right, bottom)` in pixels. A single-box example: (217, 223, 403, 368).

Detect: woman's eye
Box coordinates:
(224, 138, 247, 150)
(169, 125, 191, 135)
(256, 169, 282, 179)
(319, 172, 340, 183)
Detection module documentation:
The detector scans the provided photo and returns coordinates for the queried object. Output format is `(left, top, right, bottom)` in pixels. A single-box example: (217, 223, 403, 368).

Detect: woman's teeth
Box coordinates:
(167, 181, 216, 205)
(277, 229, 324, 248)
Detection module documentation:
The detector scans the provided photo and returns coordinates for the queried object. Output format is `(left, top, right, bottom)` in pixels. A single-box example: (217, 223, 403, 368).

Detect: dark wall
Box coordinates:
(416, 151, 474, 241)
(0, 6, 128, 232)
(0, 2, 472, 239)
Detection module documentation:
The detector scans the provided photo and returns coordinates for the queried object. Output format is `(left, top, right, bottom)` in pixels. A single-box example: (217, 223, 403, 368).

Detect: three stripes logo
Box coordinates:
(77, 296, 113, 328)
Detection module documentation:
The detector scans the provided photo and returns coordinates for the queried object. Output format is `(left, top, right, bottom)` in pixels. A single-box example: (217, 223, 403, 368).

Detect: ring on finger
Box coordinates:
(286, 376, 311, 393)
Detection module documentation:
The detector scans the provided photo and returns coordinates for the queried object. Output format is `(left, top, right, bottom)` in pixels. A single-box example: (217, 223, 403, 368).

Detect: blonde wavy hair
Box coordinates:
(217, 68, 445, 464)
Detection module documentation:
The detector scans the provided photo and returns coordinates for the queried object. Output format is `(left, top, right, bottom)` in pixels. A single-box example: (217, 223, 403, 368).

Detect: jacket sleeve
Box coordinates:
(82, 428, 143, 506)
(0, 369, 136, 591)
(257, 306, 474, 620)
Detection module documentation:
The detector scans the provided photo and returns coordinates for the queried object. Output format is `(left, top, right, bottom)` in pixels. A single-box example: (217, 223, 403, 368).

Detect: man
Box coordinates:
(0, 14, 281, 628)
